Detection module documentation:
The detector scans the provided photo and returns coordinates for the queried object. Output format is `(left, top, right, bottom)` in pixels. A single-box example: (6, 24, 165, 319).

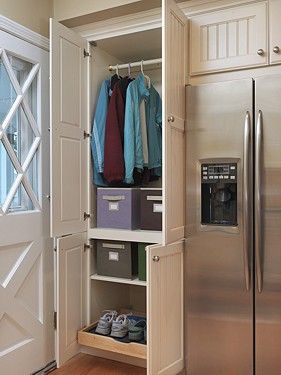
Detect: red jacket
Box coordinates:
(103, 78, 132, 183)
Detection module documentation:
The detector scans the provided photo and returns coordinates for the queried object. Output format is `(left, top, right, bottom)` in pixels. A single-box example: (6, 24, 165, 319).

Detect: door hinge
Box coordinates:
(84, 131, 91, 139)
(84, 243, 91, 252)
(83, 49, 91, 58)
(84, 212, 91, 220)
(53, 311, 57, 330)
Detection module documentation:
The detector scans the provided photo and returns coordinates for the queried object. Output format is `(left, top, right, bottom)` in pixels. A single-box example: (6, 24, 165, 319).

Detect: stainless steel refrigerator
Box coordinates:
(185, 76, 281, 375)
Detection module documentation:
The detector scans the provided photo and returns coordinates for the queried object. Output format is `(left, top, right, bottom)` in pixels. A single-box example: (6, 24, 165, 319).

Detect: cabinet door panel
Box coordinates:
(163, 0, 186, 245)
(269, 0, 281, 64)
(56, 233, 87, 366)
(190, 2, 268, 75)
(50, 19, 87, 237)
(147, 241, 184, 375)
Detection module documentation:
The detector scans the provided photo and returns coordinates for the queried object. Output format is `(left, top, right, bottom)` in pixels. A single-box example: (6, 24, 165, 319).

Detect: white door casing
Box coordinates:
(163, 0, 186, 245)
(0, 23, 54, 375)
(56, 233, 87, 366)
(50, 18, 88, 238)
(147, 241, 184, 375)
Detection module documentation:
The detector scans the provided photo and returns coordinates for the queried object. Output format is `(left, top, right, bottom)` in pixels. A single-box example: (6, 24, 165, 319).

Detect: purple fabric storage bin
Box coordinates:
(97, 188, 140, 229)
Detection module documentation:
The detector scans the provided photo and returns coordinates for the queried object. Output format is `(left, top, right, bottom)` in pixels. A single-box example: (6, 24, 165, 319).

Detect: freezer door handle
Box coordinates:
(255, 110, 263, 293)
(243, 111, 251, 292)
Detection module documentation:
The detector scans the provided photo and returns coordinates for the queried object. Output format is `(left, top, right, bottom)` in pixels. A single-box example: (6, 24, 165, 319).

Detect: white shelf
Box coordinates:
(88, 227, 162, 244)
(91, 273, 147, 287)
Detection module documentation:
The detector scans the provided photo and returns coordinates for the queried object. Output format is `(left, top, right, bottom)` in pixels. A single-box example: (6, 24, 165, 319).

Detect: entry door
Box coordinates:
(0, 26, 54, 374)
(147, 241, 184, 375)
(163, 0, 187, 245)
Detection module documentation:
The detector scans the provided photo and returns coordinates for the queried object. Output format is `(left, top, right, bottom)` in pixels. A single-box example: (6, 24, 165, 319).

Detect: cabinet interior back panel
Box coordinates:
(190, 2, 268, 75)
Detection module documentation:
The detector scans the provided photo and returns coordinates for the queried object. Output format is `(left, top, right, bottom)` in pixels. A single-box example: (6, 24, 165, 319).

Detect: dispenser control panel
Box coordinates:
(201, 163, 237, 183)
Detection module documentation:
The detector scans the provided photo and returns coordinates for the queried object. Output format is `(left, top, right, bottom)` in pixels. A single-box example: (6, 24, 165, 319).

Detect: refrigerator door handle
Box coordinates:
(243, 111, 251, 292)
(255, 110, 263, 293)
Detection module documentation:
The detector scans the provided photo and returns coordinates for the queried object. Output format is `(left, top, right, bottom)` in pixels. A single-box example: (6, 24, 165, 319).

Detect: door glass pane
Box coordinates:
(9, 183, 34, 212)
(8, 54, 33, 88)
(26, 153, 38, 200)
(0, 59, 17, 124)
(0, 142, 17, 207)
(27, 75, 38, 123)
(5, 105, 35, 165)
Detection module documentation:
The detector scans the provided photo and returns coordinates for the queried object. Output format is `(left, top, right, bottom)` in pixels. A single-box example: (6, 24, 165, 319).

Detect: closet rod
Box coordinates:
(108, 58, 162, 71)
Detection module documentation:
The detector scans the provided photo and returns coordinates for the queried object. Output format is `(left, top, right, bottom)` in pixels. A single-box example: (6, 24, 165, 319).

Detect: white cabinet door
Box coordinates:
(190, 2, 268, 75)
(56, 233, 87, 366)
(163, 0, 186, 245)
(269, 0, 281, 64)
(50, 19, 88, 237)
(147, 241, 184, 375)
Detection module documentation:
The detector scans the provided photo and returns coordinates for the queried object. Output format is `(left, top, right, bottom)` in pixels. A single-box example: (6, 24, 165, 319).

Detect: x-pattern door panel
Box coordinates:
(0, 27, 53, 375)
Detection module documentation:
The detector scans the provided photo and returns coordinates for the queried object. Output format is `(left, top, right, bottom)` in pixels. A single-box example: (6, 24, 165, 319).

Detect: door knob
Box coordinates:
(152, 255, 160, 262)
(257, 49, 265, 56)
(273, 46, 280, 54)
(168, 115, 175, 123)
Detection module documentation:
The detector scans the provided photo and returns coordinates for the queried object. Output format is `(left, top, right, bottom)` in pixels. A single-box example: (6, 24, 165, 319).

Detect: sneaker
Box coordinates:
(95, 310, 118, 336)
(110, 314, 130, 338)
(128, 319, 146, 342)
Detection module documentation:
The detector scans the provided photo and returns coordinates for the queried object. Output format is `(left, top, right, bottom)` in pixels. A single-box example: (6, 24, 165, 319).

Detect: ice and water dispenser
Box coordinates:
(201, 162, 238, 226)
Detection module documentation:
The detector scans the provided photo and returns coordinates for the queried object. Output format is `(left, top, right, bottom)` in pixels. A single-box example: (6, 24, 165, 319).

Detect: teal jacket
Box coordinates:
(124, 75, 162, 184)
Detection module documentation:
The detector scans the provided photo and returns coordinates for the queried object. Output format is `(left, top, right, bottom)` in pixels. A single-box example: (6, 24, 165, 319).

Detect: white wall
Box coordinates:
(0, 0, 53, 37)
(53, 0, 141, 21)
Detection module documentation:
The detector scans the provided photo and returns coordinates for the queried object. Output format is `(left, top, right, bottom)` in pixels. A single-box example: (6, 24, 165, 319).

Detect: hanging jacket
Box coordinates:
(124, 74, 163, 184)
(91, 75, 121, 186)
(146, 85, 162, 171)
(103, 77, 133, 183)
(123, 74, 150, 184)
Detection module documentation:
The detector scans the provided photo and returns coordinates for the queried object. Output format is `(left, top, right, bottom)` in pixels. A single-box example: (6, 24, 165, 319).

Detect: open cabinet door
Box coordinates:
(50, 19, 88, 237)
(56, 233, 87, 366)
(147, 241, 184, 374)
(163, 0, 187, 244)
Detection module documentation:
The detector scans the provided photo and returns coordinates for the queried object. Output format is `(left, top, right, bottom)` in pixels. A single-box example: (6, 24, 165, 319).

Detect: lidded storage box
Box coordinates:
(96, 240, 138, 279)
(138, 243, 147, 281)
(140, 188, 163, 231)
(97, 188, 140, 230)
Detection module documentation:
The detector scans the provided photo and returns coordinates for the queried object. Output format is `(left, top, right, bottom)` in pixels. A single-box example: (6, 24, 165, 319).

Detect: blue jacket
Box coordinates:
(124, 75, 162, 184)
(91, 79, 110, 186)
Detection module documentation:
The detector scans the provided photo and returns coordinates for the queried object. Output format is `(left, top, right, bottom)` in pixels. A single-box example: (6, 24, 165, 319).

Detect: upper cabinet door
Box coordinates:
(50, 19, 88, 237)
(190, 2, 268, 75)
(163, 0, 186, 245)
(147, 241, 184, 375)
(269, 0, 281, 64)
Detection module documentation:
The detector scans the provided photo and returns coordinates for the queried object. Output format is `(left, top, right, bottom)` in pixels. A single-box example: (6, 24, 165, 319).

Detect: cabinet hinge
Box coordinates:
(83, 49, 91, 58)
(53, 311, 57, 330)
(84, 212, 91, 221)
(54, 247, 57, 252)
(84, 131, 91, 139)
(84, 243, 91, 252)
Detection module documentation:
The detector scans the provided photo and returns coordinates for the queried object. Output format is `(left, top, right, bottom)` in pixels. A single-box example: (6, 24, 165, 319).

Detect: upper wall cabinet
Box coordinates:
(269, 0, 281, 64)
(189, 2, 268, 75)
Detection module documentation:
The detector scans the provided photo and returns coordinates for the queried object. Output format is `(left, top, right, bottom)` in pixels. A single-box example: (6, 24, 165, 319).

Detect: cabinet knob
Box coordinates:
(168, 115, 175, 123)
(273, 46, 280, 54)
(152, 255, 160, 262)
(257, 49, 265, 56)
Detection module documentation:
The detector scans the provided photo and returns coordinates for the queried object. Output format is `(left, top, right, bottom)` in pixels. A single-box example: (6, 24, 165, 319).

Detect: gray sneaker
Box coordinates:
(95, 310, 118, 336)
(110, 314, 130, 338)
(129, 319, 147, 342)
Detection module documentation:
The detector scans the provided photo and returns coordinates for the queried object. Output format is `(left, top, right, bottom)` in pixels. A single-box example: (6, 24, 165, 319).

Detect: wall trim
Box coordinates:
(73, 8, 161, 41)
(0, 15, 49, 51)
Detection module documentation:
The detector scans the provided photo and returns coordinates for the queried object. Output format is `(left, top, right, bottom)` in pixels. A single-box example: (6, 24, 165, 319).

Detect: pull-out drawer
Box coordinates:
(190, 2, 268, 75)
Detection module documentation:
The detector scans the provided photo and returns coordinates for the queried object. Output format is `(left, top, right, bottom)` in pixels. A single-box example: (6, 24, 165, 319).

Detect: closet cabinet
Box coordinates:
(269, 0, 281, 64)
(189, 2, 268, 75)
(50, 0, 186, 374)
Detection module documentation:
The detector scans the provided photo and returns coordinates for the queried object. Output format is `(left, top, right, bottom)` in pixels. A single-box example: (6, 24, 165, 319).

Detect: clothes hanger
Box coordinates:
(140, 60, 151, 89)
(115, 64, 121, 79)
(128, 62, 131, 78)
